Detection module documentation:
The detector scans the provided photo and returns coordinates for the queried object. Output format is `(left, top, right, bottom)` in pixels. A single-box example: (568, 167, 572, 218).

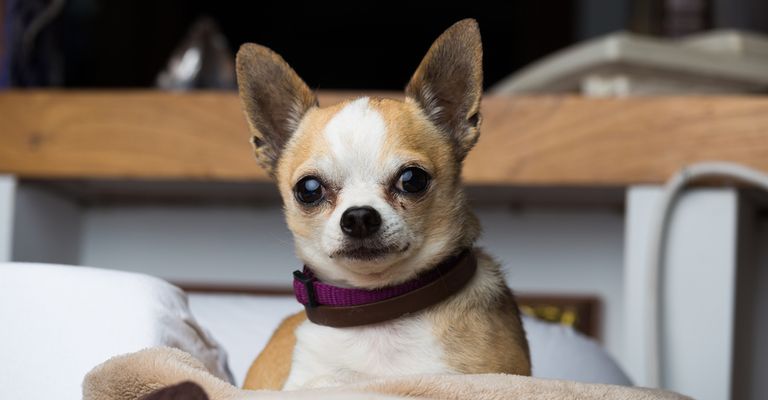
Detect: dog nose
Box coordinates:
(340, 206, 382, 238)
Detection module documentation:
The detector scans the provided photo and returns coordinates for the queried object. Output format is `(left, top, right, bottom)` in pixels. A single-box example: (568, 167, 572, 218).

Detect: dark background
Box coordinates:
(4, 0, 768, 89)
(25, 1, 579, 89)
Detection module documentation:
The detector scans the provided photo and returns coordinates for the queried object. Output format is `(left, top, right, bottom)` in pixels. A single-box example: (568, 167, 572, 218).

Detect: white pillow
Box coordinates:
(523, 315, 631, 385)
(0, 263, 232, 400)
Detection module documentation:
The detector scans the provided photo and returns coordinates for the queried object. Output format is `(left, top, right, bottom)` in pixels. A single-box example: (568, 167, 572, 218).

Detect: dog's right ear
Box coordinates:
(236, 43, 317, 175)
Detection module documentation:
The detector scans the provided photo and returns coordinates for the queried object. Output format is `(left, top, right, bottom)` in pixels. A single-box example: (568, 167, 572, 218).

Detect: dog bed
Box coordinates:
(83, 347, 688, 400)
(1, 262, 651, 399)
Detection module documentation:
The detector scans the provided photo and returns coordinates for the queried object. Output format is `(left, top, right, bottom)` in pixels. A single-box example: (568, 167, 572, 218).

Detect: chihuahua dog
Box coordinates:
(236, 19, 530, 390)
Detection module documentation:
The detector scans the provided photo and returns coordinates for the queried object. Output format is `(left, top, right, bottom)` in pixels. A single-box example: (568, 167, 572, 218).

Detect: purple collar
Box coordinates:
(292, 249, 477, 327)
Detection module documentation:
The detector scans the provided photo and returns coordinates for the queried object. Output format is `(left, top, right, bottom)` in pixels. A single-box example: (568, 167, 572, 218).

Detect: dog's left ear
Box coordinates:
(406, 19, 483, 161)
(236, 43, 317, 176)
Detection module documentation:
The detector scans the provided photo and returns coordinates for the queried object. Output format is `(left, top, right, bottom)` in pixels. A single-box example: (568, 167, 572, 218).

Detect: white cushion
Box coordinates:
(0, 263, 232, 400)
(524, 315, 631, 385)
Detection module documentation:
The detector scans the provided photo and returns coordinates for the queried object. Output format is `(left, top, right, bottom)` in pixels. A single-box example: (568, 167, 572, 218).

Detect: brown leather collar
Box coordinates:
(301, 250, 477, 327)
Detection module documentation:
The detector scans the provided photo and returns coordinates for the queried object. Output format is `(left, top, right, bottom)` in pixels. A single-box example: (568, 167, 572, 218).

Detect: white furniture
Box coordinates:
(491, 30, 768, 96)
(0, 262, 631, 400)
(0, 262, 231, 400)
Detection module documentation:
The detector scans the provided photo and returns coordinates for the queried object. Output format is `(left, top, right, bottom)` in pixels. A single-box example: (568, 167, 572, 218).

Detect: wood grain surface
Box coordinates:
(1, 90, 767, 185)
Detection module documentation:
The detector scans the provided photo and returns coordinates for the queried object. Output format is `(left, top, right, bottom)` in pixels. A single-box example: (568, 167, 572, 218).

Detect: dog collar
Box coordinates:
(292, 249, 477, 327)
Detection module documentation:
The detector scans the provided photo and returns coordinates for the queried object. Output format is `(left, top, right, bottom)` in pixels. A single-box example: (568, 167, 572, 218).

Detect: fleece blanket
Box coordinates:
(83, 347, 689, 400)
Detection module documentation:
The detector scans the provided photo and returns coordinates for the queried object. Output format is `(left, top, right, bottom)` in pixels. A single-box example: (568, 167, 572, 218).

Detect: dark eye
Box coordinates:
(294, 176, 325, 205)
(395, 167, 431, 194)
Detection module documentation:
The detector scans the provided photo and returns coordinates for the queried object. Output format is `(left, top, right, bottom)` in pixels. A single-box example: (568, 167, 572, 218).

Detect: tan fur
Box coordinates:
(405, 19, 483, 161)
(237, 18, 529, 388)
(244, 251, 530, 387)
(236, 43, 317, 175)
(243, 312, 307, 390)
(428, 251, 530, 375)
(275, 97, 477, 289)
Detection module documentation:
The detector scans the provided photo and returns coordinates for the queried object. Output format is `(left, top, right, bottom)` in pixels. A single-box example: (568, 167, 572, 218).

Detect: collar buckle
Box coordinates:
(293, 270, 318, 308)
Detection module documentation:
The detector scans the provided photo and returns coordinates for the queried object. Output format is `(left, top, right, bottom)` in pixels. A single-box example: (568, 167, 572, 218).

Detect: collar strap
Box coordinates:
(292, 250, 477, 327)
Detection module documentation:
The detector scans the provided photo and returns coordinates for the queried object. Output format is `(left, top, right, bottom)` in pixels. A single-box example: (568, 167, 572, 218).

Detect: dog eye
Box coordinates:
(395, 167, 430, 194)
(294, 176, 325, 205)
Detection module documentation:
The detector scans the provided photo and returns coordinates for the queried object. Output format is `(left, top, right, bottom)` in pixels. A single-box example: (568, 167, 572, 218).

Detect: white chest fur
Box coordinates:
(283, 314, 452, 389)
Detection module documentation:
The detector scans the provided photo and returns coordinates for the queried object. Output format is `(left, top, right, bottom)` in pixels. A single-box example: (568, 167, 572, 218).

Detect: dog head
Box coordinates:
(236, 19, 482, 288)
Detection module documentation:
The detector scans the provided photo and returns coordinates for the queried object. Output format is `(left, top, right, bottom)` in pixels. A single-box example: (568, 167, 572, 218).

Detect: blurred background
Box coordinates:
(3, 0, 768, 90)
(2, 1, 768, 400)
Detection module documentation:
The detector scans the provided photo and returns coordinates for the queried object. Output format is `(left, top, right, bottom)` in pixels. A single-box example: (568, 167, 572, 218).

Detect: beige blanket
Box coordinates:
(83, 347, 689, 400)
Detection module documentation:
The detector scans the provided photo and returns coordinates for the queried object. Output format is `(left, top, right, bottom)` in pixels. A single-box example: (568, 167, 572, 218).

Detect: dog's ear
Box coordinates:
(236, 43, 317, 175)
(405, 19, 483, 161)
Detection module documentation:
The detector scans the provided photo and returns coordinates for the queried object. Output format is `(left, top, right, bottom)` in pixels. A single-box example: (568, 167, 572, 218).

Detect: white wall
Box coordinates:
(12, 184, 82, 265)
(80, 205, 294, 286)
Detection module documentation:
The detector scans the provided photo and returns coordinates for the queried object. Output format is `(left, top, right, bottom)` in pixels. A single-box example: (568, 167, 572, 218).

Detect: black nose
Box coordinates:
(340, 206, 382, 238)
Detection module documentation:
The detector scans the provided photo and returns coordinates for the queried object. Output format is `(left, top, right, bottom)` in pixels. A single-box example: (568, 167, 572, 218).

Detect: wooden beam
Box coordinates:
(1, 90, 768, 185)
(468, 95, 768, 185)
(0, 90, 264, 180)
